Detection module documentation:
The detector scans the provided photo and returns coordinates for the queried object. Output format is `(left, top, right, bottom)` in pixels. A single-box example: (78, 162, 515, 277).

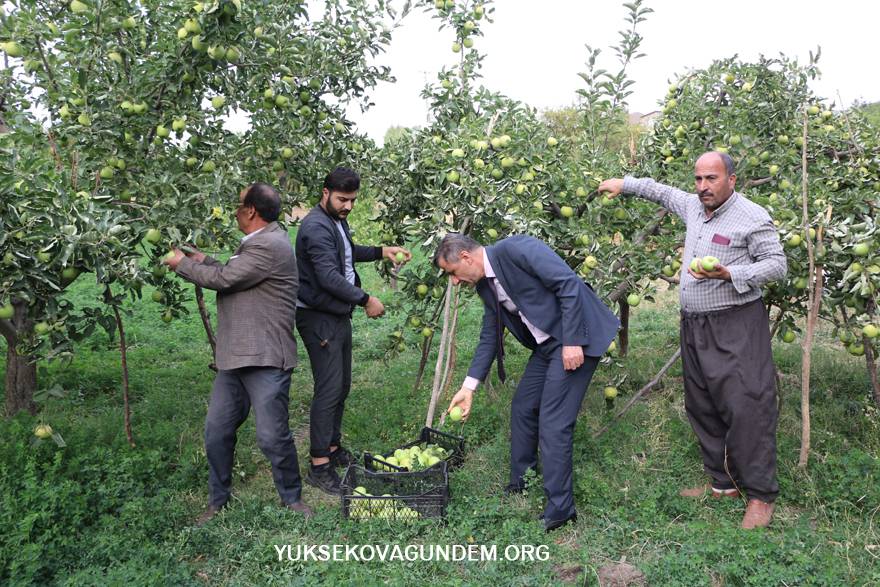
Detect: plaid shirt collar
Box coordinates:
(702, 191, 739, 222)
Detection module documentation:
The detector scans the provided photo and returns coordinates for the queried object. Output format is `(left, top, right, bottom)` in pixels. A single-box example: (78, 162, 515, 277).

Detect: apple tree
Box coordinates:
(0, 0, 398, 422)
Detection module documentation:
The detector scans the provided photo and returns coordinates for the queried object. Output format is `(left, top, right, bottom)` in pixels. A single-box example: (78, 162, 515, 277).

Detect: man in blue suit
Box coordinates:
(436, 233, 619, 532)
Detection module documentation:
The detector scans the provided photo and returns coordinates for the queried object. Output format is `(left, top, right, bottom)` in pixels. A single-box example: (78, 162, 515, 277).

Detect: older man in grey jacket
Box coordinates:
(165, 182, 312, 525)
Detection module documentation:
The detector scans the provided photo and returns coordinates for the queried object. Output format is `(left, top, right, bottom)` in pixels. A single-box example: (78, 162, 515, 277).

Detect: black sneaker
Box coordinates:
(330, 446, 355, 468)
(305, 463, 341, 495)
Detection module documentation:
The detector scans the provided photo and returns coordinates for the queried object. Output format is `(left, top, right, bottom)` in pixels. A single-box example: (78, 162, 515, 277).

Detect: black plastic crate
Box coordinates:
(363, 426, 465, 472)
(340, 463, 449, 521)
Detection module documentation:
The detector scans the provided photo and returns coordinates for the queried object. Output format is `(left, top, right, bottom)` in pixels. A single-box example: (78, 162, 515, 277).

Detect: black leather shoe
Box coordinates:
(305, 463, 341, 495)
(503, 483, 525, 496)
(283, 500, 315, 519)
(544, 512, 577, 533)
(330, 446, 355, 468)
(194, 504, 225, 527)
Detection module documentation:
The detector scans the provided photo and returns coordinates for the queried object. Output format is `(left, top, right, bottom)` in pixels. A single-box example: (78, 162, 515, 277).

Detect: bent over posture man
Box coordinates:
(165, 182, 311, 524)
(439, 233, 619, 532)
(599, 151, 787, 529)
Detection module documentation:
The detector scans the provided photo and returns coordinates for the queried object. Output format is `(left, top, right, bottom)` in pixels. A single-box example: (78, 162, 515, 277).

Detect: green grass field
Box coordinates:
(2, 230, 879, 586)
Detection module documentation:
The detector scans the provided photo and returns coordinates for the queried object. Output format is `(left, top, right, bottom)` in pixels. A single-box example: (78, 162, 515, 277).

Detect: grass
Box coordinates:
(1, 230, 879, 586)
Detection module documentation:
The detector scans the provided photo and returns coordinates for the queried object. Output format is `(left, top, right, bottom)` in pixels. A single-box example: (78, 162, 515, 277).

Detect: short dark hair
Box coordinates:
(433, 233, 481, 268)
(242, 182, 281, 222)
(324, 167, 360, 193)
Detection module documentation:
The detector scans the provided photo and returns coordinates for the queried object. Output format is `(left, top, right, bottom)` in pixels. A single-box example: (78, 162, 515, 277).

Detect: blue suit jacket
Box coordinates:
(466, 235, 620, 383)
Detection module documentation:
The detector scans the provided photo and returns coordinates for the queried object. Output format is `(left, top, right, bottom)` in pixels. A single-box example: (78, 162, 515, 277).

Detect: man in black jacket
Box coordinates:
(296, 167, 411, 494)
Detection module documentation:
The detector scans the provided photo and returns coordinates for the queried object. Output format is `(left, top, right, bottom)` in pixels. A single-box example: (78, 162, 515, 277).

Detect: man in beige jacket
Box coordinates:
(165, 183, 312, 525)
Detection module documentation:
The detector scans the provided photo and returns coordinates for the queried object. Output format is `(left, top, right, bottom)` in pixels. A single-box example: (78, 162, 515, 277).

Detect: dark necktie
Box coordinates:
(489, 280, 506, 383)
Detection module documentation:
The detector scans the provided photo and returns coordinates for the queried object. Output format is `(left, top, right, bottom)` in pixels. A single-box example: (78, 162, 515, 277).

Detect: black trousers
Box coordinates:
(509, 340, 600, 522)
(680, 299, 779, 502)
(296, 308, 352, 459)
(204, 367, 302, 507)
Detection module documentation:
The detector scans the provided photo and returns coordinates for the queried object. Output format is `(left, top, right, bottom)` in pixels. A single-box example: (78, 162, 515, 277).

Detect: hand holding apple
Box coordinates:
(597, 178, 624, 199)
(687, 259, 731, 281)
(162, 249, 185, 270)
(447, 387, 473, 422)
(383, 246, 412, 265)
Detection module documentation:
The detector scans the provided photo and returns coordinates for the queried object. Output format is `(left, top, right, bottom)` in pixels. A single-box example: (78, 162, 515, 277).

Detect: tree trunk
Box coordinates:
(618, 299, 630, 357)
(2, 300, 37, 417)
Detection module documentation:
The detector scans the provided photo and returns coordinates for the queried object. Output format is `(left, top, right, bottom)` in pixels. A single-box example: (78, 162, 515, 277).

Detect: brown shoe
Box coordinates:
(679, 483, 738, 499)
(741, 499, 774, 529)
(284, 500, 314, 519)
(195, 505, 223, 527)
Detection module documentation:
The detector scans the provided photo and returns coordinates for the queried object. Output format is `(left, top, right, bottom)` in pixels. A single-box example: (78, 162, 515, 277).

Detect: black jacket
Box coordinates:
(295, 205, 383, 315)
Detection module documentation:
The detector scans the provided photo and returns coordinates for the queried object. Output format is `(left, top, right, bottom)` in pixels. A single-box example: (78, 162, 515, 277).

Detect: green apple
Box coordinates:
(151, 290, 165, 303)
(661, 265, 674, 277)
(0, 303, 13, 319)
(514, 184, 526, 195)
(211, 95, 226, 109)
(546, 136, 558, 147)
(34, 321, 51, 335)
(409, 316, 421, 327)
(156, 125, 170, 138)
(77, 113, 91, 126)
(225, 47, 240, 61)
(603, 386, 618, 399)
(776, 135, 789, 145)
(701, 256, 719, 272)
(584, 255, 598, 269)
(416, 284, 429, 296)
(2, 41, 24, 58)
(463, 38, 474, 49)
(60, 266, 80, 284)
(451, 148, 465, 158)
(490, 137, 502, 149)
(394, 252, 405, 263)
(446, 170, 460, 183)
(787, 234, 802, 248)
(108, 51, 123, 64)
(782, 330, 796, 343)
(861, 324, 878, 339)
(99, 166, 115, 179)
(298, 105, 312, 117)
(161, 310, 173, 323)
(145, 228, 161, 243)
(500, 157, 515, 169)
(689, 258, 701, 273)
(34, 424, 53, 439)
(626, 293, 641, 307)
(274, 95, 289, 108)
(70, 0, 89, 14)
(449, 406, 463, 422)
(848, 343, 865, 356)
(280, 147, 294, 159)
(821, 110, 833, 120)
(473, 158, 485, 169)
(451, 42, 461, 53)
(172, 118, 186, 132)
(191, 36, 205, 51)
(560, 206, 574, 218)
(421, 327, 433, 338)
(853, 242, 870, 257)
(177, 27, 189, 40)
(807, 105, 820, 115)
(487, 228, 498, 239)
(201, 160, 216, 173)
(185, 157, 198, 168)
(122, 16, 137, 30)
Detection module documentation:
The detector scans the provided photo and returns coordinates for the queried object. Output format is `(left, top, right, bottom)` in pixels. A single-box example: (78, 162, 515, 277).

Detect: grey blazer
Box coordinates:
(175, 222, 299, 371)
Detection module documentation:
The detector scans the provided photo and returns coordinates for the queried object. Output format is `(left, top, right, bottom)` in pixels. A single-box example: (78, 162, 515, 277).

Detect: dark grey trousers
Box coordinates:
(296, 309, 352, 459)
(205, 367, 302, 507)
(510, 341, 600, 522)
(680, 299, 779, 502)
